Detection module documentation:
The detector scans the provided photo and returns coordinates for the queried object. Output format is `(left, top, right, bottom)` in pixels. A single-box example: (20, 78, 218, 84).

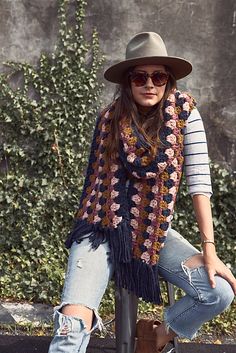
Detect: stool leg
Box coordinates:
(115, 287, 138, 353)
(166, 282, 179, 353)
(167, 281, 175, 306)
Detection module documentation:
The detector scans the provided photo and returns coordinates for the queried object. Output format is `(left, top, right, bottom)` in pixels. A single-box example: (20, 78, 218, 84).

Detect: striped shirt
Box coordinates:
(183, 108, 212, 197)
(125, 108, 212, 197)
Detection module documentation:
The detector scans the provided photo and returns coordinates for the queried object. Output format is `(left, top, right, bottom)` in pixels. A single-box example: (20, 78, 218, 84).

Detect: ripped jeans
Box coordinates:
(48, 228, 234, 353)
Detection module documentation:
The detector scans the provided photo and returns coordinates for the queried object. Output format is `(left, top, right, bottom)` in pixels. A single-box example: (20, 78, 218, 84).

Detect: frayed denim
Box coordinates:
(48, 310, 93, 353)
(48, 235, 113, 353)
(48, 229, 234, 352)
(158, 229, 234, 339)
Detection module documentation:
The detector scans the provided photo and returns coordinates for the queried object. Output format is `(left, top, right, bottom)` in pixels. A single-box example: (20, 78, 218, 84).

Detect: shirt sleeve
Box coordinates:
(183, 108, 213, 197)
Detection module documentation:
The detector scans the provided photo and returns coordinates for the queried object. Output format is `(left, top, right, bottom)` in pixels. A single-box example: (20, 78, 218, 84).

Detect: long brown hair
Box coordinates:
(104, 67, 177, 163)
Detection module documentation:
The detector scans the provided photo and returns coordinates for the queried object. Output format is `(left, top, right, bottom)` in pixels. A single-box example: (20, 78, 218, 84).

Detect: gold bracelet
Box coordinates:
(201, 240, 215, 246)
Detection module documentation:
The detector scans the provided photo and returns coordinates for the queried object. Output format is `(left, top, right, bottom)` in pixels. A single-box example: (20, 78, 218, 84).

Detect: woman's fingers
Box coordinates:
(206, 266, 216, 288)
(207, 263, 236, 294)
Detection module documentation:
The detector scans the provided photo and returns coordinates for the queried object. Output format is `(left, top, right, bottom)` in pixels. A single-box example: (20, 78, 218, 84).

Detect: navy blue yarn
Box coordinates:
(65, 91, 196, 304)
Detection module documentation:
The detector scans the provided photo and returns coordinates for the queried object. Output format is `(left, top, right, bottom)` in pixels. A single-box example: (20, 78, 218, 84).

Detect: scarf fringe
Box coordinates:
(65, 218, 161, 304)
(114, 259, 162, 304)
(65, 218, 132, 260)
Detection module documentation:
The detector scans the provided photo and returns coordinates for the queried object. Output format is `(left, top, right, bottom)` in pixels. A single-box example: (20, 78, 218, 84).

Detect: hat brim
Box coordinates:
(104, 56, 192, 83)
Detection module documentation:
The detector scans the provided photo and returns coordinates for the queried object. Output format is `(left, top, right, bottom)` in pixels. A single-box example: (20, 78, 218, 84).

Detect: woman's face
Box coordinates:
(130, 65, 168, 107)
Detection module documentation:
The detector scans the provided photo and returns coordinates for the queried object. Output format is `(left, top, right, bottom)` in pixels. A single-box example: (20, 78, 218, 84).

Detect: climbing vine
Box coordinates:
(0, 0, 104, 303)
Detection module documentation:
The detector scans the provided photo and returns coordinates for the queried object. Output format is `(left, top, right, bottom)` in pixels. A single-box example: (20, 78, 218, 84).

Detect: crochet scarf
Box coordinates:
(66, 90, 195, 304)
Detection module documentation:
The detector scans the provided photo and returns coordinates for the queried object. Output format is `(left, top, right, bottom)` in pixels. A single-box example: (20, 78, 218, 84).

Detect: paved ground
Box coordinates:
(0, 301, 235, 353)
(0, 336, 235, 353)
(0, 302, 53, 325)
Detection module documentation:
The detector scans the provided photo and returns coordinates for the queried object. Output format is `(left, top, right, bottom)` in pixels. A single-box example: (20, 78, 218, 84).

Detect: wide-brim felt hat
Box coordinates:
(104, 32, 192, 84)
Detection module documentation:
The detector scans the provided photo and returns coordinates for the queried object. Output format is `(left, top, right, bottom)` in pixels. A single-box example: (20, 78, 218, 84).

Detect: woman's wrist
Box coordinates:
(201, 241, 217, 256)
(201, 239, 215, 246)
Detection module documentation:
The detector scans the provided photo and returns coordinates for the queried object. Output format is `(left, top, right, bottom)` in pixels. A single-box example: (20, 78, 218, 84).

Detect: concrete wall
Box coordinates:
(1, 0, 236, 170)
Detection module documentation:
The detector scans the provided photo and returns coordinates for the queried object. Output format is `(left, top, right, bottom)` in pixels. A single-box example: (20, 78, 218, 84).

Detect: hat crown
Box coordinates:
(104, 32, 192, 83)
(126, 32, 168, 60)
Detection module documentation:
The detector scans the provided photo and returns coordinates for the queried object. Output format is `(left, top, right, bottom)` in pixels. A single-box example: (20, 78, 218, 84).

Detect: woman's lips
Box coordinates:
(142, 93, 156, 97)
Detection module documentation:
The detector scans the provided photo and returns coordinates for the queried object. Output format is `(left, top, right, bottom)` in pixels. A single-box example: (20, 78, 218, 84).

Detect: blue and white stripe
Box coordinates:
(183, 108, 212, 197)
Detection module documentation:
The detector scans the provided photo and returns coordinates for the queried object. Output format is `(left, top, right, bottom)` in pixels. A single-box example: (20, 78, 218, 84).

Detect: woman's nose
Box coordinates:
(145, 76, 154, 88)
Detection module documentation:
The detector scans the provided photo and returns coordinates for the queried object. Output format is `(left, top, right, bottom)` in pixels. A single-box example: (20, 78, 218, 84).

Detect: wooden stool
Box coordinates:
(115, 281, 179, 353)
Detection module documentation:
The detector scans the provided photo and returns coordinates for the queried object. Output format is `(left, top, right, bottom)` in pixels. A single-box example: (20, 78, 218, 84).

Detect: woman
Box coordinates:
(48, 32, 235, 353)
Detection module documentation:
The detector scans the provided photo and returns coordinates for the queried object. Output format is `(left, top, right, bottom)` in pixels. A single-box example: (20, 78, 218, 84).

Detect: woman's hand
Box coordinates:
(203, 246, 236, 295)
(192, 194, 236, 294)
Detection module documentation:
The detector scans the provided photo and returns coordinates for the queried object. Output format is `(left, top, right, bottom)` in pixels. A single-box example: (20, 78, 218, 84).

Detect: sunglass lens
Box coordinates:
(130, 71, 169, 87)
(130, 73, 147, 86)
(152, 72, 169, 86)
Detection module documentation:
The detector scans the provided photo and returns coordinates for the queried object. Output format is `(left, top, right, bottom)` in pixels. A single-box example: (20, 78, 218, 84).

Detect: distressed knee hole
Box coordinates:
(183, 254, 204, 269)
(54, 302, 104, 334)
(181, 254, 204, 284)
(54, 309, 85, 337)
(61, 304, 93, 327)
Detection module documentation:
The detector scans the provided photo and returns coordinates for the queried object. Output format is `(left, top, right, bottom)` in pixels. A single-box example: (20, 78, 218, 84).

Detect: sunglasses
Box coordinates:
(129, 71, 169, 87)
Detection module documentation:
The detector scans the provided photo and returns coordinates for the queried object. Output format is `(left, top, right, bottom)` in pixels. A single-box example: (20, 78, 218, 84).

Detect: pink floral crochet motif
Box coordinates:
(68, 90, 196, 304)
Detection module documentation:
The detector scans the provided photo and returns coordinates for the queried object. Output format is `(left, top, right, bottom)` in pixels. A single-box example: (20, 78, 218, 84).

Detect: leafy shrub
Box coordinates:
(0, 0, 104, 304)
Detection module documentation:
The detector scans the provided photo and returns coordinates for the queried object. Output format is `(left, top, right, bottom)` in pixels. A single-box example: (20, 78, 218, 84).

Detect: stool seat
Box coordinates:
(115, 280, 179, 353)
